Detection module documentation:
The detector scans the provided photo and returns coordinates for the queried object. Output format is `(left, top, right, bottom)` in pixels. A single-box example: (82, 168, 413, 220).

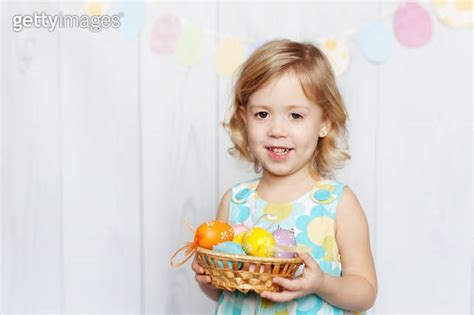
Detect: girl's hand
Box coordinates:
(191, 254, 212, 287)
(260, 253, 326, 303)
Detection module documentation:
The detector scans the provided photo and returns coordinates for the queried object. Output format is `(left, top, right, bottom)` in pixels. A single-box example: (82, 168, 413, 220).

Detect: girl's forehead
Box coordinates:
(248, 87, 317, 110)
(247, 71, 318, 105)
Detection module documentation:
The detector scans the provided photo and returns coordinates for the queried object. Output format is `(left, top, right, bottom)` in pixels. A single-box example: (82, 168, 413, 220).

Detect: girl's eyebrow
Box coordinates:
(248, 104, 310, 110)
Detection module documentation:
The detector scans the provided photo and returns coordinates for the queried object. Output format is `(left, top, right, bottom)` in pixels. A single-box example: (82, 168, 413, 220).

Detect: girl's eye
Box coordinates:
(255, 112, 268, 119)
(291, 113, 303, 119)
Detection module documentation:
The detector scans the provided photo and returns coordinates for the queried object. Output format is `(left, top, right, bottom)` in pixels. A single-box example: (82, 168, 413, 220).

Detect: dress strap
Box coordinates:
(308, 179, 346, 205)
(230, 178, 260, 204)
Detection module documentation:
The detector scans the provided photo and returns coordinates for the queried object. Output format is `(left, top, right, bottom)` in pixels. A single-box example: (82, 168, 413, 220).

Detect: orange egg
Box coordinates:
(194, 220, 234, 249)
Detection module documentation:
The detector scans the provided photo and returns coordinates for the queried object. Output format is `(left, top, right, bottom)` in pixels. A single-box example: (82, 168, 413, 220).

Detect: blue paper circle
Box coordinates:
(358, 20, 391, 64)
(118, 1, 146, 39)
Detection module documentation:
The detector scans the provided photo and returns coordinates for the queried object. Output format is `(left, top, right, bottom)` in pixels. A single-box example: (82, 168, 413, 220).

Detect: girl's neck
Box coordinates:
(256, 165, 321, 203)
(260, 165, 320, 187)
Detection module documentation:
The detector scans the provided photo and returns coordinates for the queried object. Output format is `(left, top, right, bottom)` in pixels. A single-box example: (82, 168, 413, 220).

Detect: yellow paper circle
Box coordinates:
(432, 0, 474, 29)
(215, 37, 245, 76)
(83, 0, 110, 15)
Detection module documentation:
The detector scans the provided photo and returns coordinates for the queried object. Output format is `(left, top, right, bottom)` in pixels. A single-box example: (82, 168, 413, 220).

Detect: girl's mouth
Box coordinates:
(266, 147, 293, 161)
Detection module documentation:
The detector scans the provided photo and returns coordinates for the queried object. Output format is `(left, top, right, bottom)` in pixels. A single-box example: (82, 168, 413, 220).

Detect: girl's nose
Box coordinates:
(267, 118, 288, 138)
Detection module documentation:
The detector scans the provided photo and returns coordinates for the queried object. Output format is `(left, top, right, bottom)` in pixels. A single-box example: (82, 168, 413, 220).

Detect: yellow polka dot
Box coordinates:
(261, 299, 274, 308)
(342, 51, 349, 60)
(316, 183, 335, 192)
(307, 217, 334, 245)
(264, 203, 292, 222)
(322, 235, 340, 261)
(455, 0, 473, 11)
(324, 39, 338, 51)
(275, 310, 289, 315)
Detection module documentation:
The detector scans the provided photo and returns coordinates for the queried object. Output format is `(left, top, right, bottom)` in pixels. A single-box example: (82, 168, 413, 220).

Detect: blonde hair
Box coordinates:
(222, 39, 350, 180)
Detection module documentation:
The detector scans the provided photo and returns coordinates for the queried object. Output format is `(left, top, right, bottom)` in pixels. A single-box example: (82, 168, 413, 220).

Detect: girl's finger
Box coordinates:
(191, 259, 205, 274)
(260, 290, 302, 303)
(191, 263, 204, 274)
(297, 252, 318, 270)
(195, 274, 211, 285)
(273, 277, 302, 291)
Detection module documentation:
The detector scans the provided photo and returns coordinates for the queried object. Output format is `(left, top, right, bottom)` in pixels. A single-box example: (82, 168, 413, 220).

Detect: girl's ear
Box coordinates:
(239, 106, 247, 126)
(319, 120, 332, 138)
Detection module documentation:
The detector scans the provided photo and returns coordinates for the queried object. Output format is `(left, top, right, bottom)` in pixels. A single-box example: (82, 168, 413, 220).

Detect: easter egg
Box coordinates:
(233, 224, 248, 235)
(213, 241, 246, 269)
(249, 263, 266, 273)
(272, 228, 297, 258)
(233, 231, 245, 244)
(195, 221, 234, 249)
(232, 224, 248, 244)
(242, 227, 275, 257)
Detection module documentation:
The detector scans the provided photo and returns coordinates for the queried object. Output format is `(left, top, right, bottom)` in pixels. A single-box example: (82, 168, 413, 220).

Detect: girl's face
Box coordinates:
(240, 71, 329, 178)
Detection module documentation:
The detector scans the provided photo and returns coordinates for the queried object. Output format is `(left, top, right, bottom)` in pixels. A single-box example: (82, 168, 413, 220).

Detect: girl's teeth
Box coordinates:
(270, 148, 289, 154)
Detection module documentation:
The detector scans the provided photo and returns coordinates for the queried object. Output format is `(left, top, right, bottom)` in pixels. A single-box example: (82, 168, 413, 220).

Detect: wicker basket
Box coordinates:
(196, 247, 303, 294)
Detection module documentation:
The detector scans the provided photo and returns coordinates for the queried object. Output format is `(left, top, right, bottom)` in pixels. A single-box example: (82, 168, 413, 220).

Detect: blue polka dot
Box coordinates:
(295, 294, 323, 314)
(236, 188, 251, 201)
(313, 189, 330, 201)
(235, 204, 250, 223)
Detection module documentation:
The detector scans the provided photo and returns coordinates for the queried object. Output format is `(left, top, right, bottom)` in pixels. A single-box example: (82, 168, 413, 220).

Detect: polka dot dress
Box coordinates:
(215, 177, 353, 315)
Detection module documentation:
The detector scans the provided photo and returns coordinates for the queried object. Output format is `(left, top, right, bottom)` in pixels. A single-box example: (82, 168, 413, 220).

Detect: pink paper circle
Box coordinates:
(393, 1, 433, 48)
(150, 14, 182, 55)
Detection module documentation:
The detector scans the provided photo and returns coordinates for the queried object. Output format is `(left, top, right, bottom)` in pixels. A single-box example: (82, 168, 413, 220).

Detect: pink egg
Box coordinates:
(248, 263, 266, 273)
(272, 229, 296, 258)
(232, 224, 248, 235)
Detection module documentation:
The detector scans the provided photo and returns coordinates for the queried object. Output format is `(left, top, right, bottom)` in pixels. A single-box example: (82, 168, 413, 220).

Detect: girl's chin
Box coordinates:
(260, 163, 294, 175)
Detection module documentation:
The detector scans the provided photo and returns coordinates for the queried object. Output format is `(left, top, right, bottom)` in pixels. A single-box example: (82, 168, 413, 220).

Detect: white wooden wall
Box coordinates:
(1, 1, 472, 314)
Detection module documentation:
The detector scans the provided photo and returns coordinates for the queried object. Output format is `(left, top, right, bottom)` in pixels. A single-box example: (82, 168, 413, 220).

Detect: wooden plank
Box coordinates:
(1, 1, 62, 312)
(141, 2, 218, 314)
(58, 1, 141, 312)
(375, 2, 472, 312)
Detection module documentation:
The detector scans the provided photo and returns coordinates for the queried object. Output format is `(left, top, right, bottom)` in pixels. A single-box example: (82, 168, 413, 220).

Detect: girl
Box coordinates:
(192, 39, 377, 314)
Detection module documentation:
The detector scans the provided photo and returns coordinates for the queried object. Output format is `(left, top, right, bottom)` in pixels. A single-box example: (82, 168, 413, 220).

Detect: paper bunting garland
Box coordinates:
(432, 0, 474, 29)
(79, 0, 470, 76)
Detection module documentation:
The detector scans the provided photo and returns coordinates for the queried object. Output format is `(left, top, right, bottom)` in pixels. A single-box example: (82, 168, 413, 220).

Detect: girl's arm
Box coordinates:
(261, 187, 377, 312)
(191, 188, 232, 302)
(315, 187, 378, 311)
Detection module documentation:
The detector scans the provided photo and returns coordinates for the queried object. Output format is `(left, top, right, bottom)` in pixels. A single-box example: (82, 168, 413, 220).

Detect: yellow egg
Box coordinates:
(242, 227, 275, 257)
(233, 231, 245, 244)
